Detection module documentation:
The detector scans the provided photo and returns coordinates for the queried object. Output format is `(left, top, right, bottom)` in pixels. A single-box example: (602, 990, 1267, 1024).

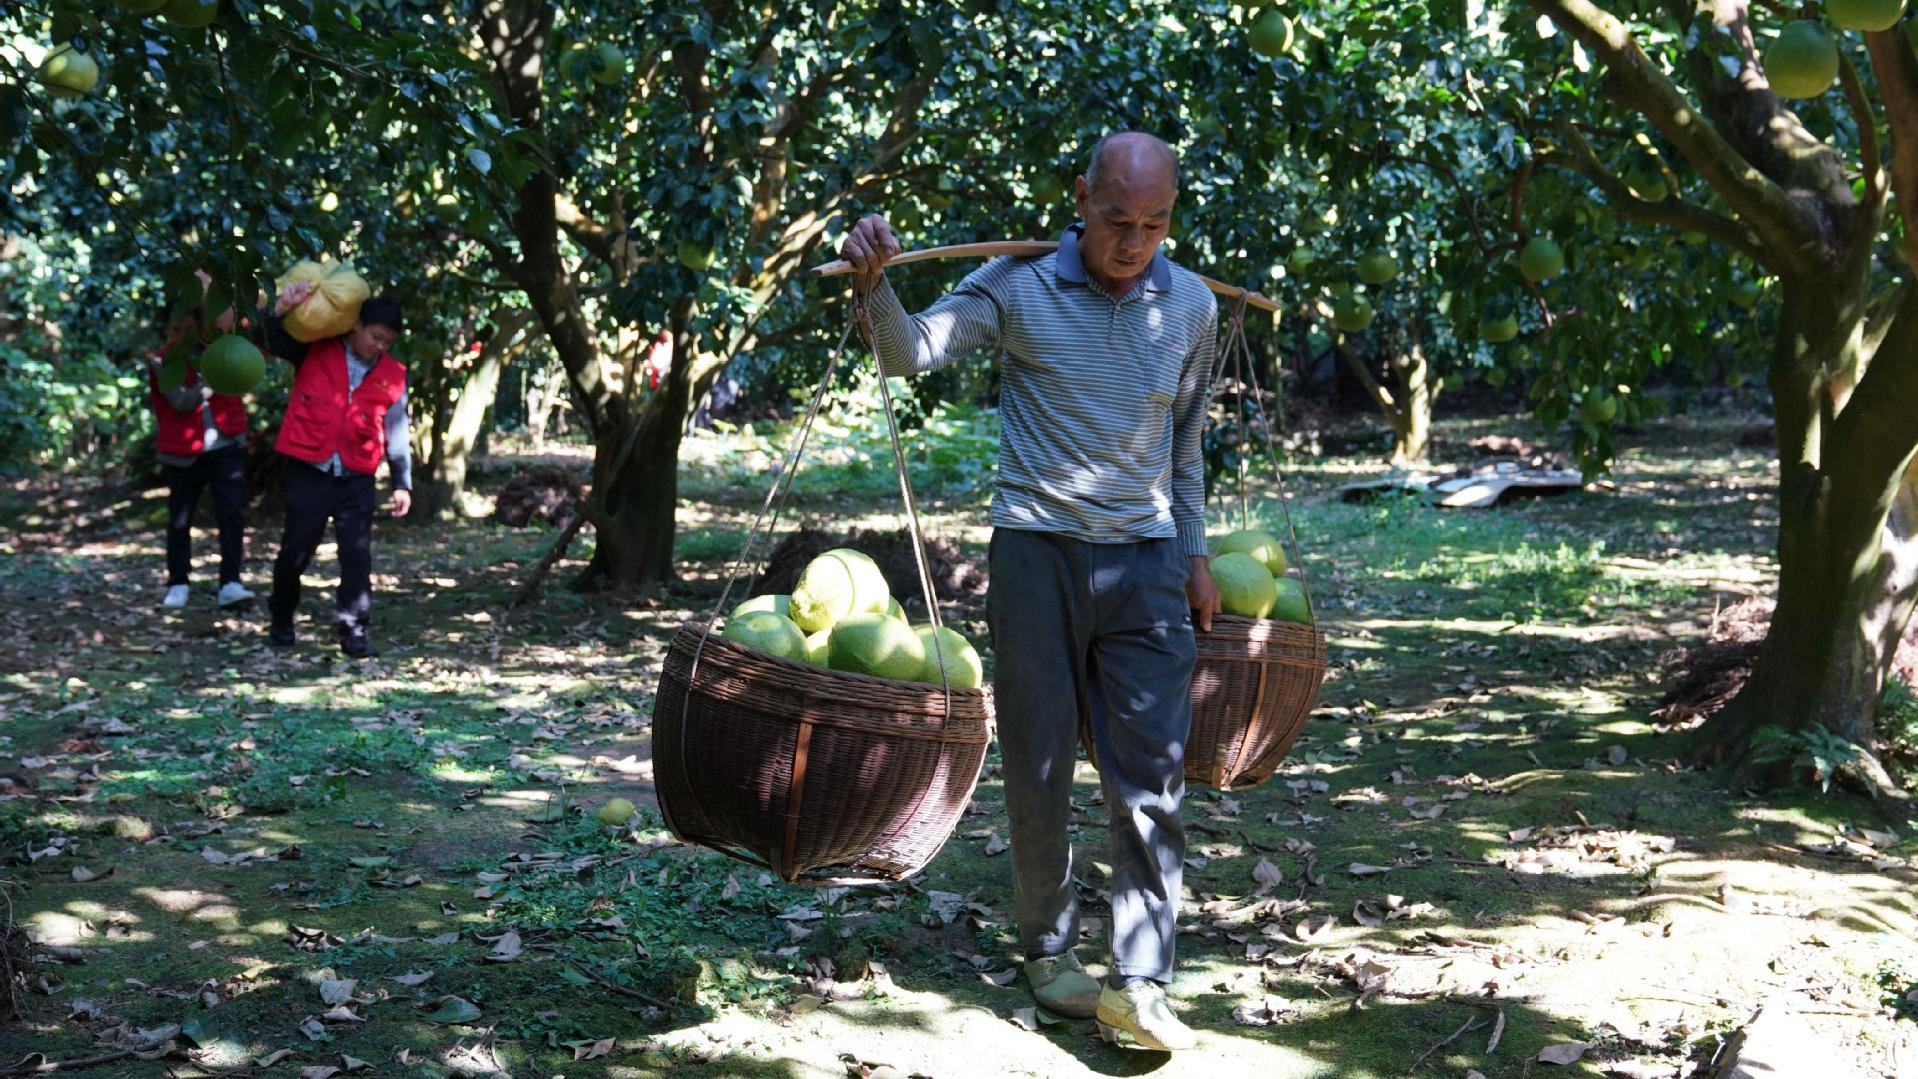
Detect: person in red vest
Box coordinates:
(258, 285, 412, 659)
(147, 278, 252, 610)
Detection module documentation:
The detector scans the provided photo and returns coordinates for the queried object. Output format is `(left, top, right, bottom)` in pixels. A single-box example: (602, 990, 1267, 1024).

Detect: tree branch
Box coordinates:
(1864, 24, 1918, 269)
(1528, 0, 1821, 273)
(1837, 50, 1886, 220)
(1537, 126, 1768, 263)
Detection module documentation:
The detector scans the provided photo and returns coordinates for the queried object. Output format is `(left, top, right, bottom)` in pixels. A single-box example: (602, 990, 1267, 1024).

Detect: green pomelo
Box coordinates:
(1581, 391, 1620, 424)
(791, 548, 890, 633)
(1331, 294, 1374, 332)
(1210, 552, 1277, 619)
(1215, 528, 1286, 577)
(678, 239, 718, 271)
(589, 43, 629, 84)
(914, 626, 983, 689)
(1287, 247, 1316, 274)
(1829, 0, 1905, 33)
(1518, 236, 1564, 282)
(1248, 9, 1294, 57)
(1624, 163, 1668, 201)
(1031, 173, 1066, 205)
(1766, 22, 1839, 99)
(597, 797, 636, 825)
(803, 629, 832, 667)
(1357, 248, 1398, 285)
(163, 0, 220, 28)
(730, 594, 792, 621)
(1271, 577, 1313, 624)
(1732, 280, 1762, 310)
(885, 596, 905, 620)
(40, 45, 99, 97)
(1481, 312, 1520, 343)
(827, 614, 927, 681)
(197, 333, 265, 395)
(721, 610, 807, 660)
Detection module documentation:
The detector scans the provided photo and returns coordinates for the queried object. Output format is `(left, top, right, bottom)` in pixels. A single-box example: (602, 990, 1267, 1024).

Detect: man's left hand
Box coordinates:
(390, 489, 412, 518)
(1186, 556, 1221, 633)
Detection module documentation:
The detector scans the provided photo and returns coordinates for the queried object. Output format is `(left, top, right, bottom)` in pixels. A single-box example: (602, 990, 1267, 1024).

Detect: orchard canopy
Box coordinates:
(0, 0, 1916, 1074)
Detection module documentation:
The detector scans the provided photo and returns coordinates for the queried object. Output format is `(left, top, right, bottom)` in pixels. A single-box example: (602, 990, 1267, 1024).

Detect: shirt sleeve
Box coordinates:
(384, 386, 413, 490)
(1171, 305, 1216, 559)
(866, 258, 1011, 377)
(256, 313, 307, 366)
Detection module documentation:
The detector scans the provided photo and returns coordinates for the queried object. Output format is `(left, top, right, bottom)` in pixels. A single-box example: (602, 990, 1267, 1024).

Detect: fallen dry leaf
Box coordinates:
(1537, 1041, 1591, 1065)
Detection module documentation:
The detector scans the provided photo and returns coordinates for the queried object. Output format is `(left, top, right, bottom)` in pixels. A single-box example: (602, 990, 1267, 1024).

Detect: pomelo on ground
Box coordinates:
(730, 594, 792, 621)
(827, 613, 927, 681)
(1215, 528, 1286, 577)
(1518, 236, 1564, 282)
(39, 45, 99, 97)
(721, 610, 807, 660)
(791, 548, 891, 632)
(1210, 552, 1277, 619)
(597, 797, 636, 825)
(1766, 22, 1839, 98)
(1331, 294, 1374, 332)
(914, 625, 983, 689)
(1271, 577, 1312, 624)
(1481, 312, 1520, 343)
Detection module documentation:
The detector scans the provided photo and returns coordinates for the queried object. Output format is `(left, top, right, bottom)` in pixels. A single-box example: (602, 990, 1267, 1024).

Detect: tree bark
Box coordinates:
(413, 309, 533, 521)
(1387, 341, 1434, 466)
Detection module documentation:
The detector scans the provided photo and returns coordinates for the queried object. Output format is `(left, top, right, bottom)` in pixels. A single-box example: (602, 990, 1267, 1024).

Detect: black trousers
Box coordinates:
(163, 444, 247, 586)
(270, 459, 377, 635)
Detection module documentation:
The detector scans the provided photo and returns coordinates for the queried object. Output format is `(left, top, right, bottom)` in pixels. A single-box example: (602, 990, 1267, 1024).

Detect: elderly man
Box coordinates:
(839, 131, 1219, 1052)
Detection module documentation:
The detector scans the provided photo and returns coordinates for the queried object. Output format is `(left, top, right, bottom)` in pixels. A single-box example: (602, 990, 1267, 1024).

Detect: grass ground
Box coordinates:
(0, 406, 1913, 1078)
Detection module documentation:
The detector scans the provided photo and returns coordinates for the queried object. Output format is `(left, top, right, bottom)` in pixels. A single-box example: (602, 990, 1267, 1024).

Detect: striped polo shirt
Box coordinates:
(867, 224, 1216, 558)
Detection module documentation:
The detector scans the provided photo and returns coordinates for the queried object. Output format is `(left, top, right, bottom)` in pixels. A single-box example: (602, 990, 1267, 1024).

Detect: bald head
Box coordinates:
(1084, 132, 1179, 199)
(1073, 132, 1178, 294)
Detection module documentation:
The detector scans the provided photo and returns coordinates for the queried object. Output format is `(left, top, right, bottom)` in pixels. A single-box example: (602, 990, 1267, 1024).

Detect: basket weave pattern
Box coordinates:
(654, 623, 994, 883)
(1185, 614, 1326, 790)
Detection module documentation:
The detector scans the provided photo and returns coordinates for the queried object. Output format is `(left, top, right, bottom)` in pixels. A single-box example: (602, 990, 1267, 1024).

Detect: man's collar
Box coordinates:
(1056, 223, 1171, 294)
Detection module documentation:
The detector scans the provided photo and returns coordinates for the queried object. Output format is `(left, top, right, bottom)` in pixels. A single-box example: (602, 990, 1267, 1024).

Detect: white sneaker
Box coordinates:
(162, 584, 189, 609)
(217, 581, 255, 607)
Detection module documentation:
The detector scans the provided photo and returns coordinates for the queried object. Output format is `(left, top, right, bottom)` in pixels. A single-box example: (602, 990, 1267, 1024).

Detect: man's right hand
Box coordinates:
(839, 214, 901, 295)
(273, 280, 315, 316)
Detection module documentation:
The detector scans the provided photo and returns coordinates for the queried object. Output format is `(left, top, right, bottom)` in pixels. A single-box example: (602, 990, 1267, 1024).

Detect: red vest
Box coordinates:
(150, 367, 247, 457)
(274, 338, 407, 474)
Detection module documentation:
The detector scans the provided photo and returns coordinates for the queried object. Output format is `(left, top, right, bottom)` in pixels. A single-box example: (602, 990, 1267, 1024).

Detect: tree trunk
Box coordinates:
(1706, 285, 1918, 786)
(570, 315, 695, 593)
(1386, 341, 1434, 466)
(413, 310, 531, 521)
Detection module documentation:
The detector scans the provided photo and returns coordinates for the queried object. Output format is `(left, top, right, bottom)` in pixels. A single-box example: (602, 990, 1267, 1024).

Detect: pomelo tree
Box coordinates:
(1521, 0, 1918, 786)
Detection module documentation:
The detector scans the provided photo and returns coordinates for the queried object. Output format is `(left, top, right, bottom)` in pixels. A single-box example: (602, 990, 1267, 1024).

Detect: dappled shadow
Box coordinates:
(1, 408, 1910, 1077)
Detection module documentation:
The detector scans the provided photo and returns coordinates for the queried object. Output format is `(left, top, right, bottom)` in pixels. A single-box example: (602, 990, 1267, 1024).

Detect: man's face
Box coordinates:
(1073, 167, 1175, 290)
(349, 321, 398, 358)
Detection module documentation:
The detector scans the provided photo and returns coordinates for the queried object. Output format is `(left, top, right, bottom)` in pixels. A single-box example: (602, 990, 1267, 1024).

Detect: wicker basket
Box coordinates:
(653, 623, 995, 884)
(1081, 614, 1325, 791)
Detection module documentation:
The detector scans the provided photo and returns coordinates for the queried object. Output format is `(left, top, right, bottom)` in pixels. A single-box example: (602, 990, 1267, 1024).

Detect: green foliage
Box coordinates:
(1751, 725, 1864, 793)
(1878, 958, 1918, 1022)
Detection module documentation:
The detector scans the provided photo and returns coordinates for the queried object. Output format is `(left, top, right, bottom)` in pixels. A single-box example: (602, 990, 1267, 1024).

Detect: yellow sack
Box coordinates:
(277, 257, 370, 342)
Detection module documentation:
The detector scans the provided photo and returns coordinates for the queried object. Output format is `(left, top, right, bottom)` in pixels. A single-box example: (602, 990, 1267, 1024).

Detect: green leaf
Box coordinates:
(466, 148, 491, 175)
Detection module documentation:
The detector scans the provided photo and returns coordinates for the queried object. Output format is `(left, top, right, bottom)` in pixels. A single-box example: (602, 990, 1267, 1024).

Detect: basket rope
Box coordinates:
(1214, 291, 1318, 616)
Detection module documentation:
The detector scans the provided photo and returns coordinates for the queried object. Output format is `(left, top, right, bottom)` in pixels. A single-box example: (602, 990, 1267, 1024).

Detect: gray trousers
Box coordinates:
(987, 528, 1195, 983)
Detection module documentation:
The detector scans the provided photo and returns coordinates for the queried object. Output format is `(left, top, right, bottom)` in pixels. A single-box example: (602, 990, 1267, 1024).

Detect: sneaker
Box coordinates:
(1022, 951, 1101, 1020)
(162, 584, 189, 610)
(339, 632, 377, 659)
(1095, 980, 1197, 1052)
(267, 623, 297, 647)
(217, 581, 255, 608)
